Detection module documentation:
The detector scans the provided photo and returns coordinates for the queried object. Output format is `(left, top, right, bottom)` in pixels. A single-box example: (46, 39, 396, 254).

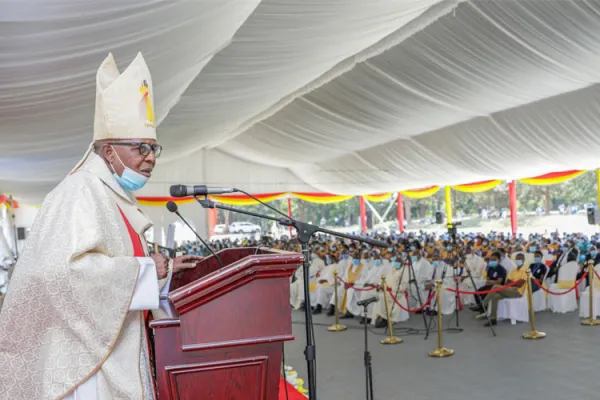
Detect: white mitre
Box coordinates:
(71, 52, 156, 172)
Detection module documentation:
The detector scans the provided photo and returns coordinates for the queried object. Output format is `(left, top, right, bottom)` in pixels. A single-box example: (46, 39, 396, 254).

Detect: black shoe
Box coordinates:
(326, 305, 335, 316)
(484, 319, 497, 327)
(299, 302, 306, 311)
(340, 312, 354, 319)
(359, 318, 372, 325)
(374, 317, 387, 328)
(312, 304, 323, 315)
(427, 310, 438, 316)
(471, 306, 484, 313)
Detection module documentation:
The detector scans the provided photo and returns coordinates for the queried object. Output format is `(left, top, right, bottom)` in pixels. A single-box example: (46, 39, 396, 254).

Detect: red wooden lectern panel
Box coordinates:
(150, 247, 302, 400)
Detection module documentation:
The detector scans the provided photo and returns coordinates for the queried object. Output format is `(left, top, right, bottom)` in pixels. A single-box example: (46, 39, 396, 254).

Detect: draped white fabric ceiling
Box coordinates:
(3, 0, 600, 204)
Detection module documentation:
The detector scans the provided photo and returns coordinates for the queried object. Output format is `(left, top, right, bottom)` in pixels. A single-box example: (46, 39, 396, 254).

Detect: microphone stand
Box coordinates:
(197, 196, 387, 400)
(361, 301, 375, 400)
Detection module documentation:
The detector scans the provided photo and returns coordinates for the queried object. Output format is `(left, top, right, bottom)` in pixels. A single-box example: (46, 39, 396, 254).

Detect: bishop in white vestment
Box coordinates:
(0, 53, 201, 400)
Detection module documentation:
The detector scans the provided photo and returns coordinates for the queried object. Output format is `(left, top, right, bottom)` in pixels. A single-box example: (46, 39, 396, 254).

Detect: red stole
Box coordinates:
(117, 206, 157, 396)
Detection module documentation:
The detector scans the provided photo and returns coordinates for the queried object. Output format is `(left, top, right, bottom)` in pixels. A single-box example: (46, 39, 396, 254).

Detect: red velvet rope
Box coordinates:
(336, 276, 378, 291)
(532, 269, 588, 296)
(595, 269, 600, 281)
(386, 288, 436, 313)
(444, 279, 522, 295)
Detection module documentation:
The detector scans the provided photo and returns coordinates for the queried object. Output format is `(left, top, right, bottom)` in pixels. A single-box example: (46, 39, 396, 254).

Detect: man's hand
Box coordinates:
(173, 254, 204, 273)
(151, 253, 169, 280)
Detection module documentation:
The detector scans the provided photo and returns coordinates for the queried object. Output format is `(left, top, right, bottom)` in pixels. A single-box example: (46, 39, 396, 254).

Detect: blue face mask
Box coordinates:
(490, 246, 496, 250)
(374, 259, 382, 266)
(534, 257, 542, 263)
(446, 246, 453, 251)
(411, 255, 418, 263)
(387, 247, 393, 252)
(311, 253, 318, 260)
(352, 259, 360, 266)
(529, 247, 536, 253)
(410, 246, 416, 251)
(579, 254, 587, 262)
(326, 258, 332, 265)
(111, 147, 149, 191)
(432, 261, 440, 268)
(390, 256, 397, 262)
(342, 254, 348, 260)
(516, 260, 524, 267)
(489, 261, 498, 267)
(591, 251, 598, 258)
(392, 261, 401, 269)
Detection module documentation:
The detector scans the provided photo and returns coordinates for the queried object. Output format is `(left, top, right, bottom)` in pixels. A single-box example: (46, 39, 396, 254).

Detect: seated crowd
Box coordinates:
(178, 231, 600, 327)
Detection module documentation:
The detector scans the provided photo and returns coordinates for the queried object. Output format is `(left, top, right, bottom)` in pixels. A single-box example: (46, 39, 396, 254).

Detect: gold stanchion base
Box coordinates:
(522, 330, 546, 339)
(327, 324, 347, 332)
(380, 336, 403, 345)
(428, 347, 454, 358)
(581, 318, 600, 326)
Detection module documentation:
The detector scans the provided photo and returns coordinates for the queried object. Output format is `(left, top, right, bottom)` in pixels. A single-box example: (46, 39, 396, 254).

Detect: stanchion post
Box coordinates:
(523, 270, 546, 339)
(380, 275, 403, 345)
(582, 260, 600, 326)
(428, 279, 454, 357)
(328, 271, 347, 332)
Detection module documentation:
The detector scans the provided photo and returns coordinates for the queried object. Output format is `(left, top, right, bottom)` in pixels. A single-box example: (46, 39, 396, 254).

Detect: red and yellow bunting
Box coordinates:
(401, 186, 439, 199)
(211, 192, 286, 206)
(137, 192, 287, 207)
(452, 180, 502, 193)
(0, 195, 19, 209)
(293, 192, 353, 204)
(364, 193, 392, 202)
(519, 170, 586, 186)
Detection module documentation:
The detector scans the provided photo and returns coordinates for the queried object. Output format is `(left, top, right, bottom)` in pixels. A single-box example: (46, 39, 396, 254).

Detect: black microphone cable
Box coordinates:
(166, 201, 224, 269)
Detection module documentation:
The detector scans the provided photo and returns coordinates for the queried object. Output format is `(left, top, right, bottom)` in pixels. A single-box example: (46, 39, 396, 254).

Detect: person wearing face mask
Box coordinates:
(372, 255, 410, 328)
(528, 251, 548, 292)
(499, 248, 516, 273)
(408, 249, 433, 309)
(458, 246, 486, 306)
(477, 252, 528, 326)
(575, 246, 600, 289)
(470, 252, 507, 313)
(291, 251, 324, 310)
(312, 255, 337, 315)
(418, 252, 456, 316)
(330, 252, 369, 319)
(0, 53, 207, 400)
(548, 240, 579, 283)
(351, 254, 391, 323)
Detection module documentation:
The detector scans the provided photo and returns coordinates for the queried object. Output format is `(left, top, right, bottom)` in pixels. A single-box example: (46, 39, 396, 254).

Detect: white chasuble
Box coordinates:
(0, 153, 162, 400)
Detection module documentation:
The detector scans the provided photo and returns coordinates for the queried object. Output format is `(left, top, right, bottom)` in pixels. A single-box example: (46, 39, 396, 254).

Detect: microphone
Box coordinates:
(357, 296, 378, 307)
(170, 184, 236, 197)
(166, 201, 224, 269)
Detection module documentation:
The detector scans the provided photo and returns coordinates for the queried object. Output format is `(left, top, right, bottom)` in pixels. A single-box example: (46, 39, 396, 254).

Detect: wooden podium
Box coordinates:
(150, 247, 302, 400)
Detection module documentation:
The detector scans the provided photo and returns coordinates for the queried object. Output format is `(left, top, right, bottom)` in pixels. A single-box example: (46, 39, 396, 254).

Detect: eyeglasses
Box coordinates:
(107, 142, 162, 158)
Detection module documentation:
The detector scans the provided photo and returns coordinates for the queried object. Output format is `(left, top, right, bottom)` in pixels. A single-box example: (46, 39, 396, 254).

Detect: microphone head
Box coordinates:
(170, 184, 187, 197)
(166, 201, 178, 213)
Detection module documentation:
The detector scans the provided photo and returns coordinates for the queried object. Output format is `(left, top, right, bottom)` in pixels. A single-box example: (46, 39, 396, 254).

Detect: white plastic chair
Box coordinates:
(579, 265, 600, 318)
(496, 292, 528, 325)
(547, 261, 579, 313)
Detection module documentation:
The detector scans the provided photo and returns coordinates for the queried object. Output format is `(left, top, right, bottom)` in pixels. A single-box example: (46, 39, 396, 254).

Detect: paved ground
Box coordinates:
(285, 309, 600, 400)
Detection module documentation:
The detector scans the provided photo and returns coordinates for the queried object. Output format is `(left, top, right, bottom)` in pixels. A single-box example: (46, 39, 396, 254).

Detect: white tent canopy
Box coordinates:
(3, 0, 600, 205)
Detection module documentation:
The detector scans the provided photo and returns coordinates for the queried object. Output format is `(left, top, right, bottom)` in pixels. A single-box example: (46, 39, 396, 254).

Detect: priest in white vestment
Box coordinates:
(348, 254, 389, 320)
(372, 260, 410, 327)
(331, 255, 369, 318)
(418, 255, 456, 315)
(291, 252, 324, 309)
(458, 248, 486, 306)
(312, 255, 337, 314)
(0, 53, 201, 400)
(407, 252, 433, 309)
